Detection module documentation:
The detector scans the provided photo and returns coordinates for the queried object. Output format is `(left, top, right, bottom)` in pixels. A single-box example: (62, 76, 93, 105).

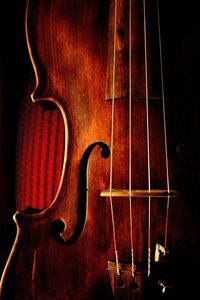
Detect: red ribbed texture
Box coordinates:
(15, 99, 65, 210)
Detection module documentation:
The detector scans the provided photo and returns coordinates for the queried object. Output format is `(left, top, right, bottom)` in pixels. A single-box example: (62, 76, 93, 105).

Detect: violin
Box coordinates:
(0, 0, 199, 299)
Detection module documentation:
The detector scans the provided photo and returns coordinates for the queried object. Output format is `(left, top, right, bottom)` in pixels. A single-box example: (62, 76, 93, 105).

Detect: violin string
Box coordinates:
(128, 0, 135, 278)
(157, 0, 170, 249)
(109, 0, 120, 276)
(164, 196, 170, 249)
(143, 0, 151, 277)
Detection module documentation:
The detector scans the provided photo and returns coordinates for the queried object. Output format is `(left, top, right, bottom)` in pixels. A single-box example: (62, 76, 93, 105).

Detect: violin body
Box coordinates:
(0, 0, 199, 299)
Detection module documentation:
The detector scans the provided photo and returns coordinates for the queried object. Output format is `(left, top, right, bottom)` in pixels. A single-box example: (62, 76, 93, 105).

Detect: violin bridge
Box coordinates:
(101, 189, 178, 198)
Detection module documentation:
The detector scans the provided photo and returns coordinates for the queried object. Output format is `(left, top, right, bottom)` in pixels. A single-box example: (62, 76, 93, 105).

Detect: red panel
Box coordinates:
(15, 99, 64, 210)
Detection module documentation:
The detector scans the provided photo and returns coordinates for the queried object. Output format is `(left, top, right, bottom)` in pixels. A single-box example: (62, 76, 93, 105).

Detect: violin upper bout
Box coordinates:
(20, 0, 72, 216)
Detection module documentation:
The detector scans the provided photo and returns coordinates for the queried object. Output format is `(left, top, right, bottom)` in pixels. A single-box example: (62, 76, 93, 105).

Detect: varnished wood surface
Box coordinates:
(0, 0, 200, 299)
